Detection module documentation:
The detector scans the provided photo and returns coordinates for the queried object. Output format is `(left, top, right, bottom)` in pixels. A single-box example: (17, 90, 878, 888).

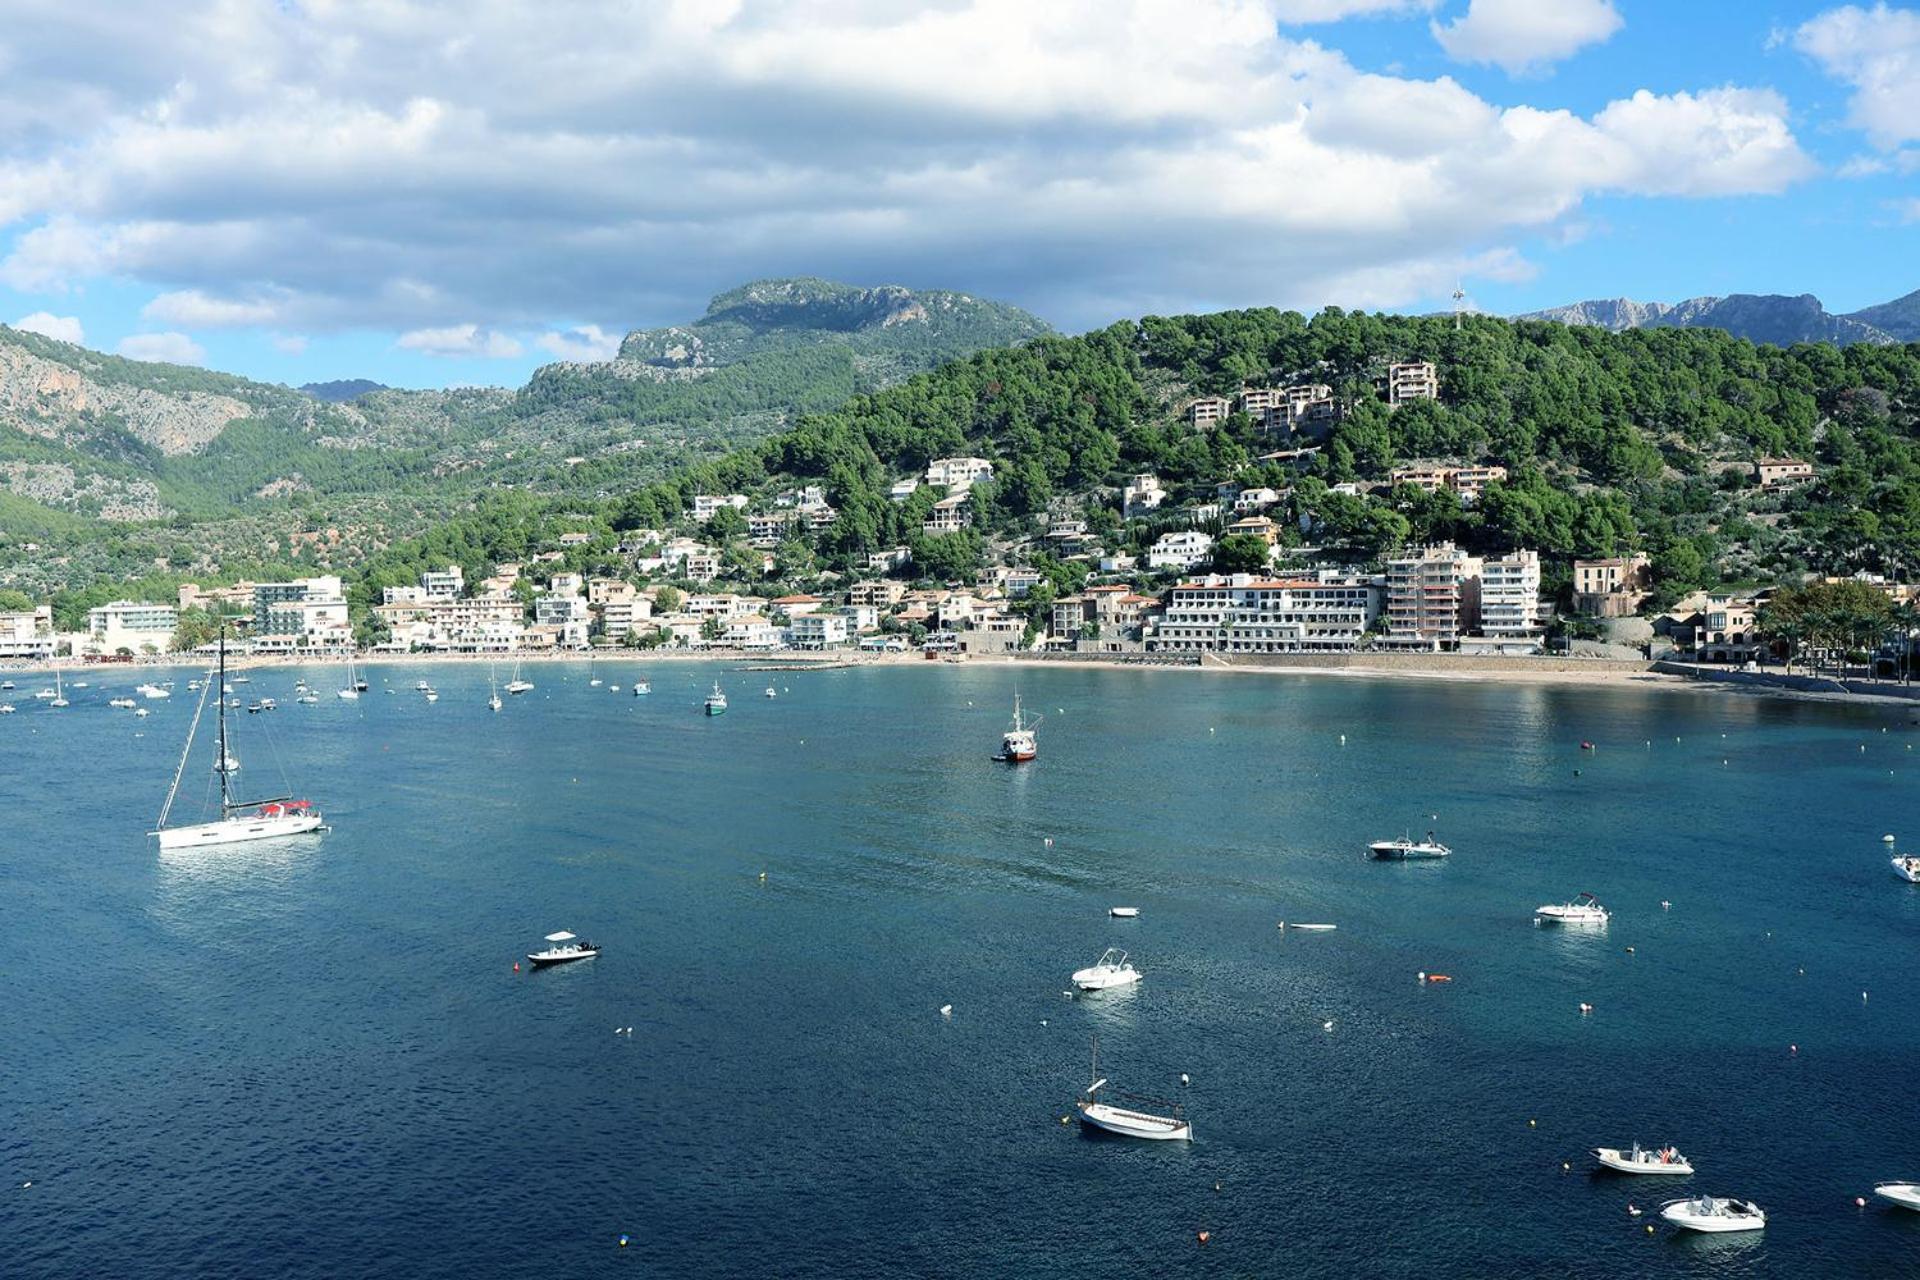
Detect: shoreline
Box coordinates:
(8, 647, 1916, 711)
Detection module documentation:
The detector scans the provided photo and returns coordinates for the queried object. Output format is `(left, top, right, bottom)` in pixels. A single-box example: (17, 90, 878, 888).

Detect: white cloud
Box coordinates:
(1433, 0, 1623, 74)
(1895, 197, 1920, 223)
(0, 1, 1808, 334)
(397, 323, 524, 359)
(1795, 4, 1920, 149)
(11, 311, 85, 344)
(142, 288, 281, 327)
(117, 331, 206, 364)
(272, 333, 309, 355)
(1273, 0, 1437, 20)
(535, 324, 621, 362)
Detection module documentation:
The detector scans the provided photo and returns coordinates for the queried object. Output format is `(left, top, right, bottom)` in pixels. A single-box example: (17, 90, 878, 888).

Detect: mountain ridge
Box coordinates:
(1518, 291, 1904, 347)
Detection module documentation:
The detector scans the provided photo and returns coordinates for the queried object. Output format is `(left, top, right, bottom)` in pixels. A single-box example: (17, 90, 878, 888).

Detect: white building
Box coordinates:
(1148, 573, 1380, 653)
(421, 565, 464, 599)
(88, 600, 179, 653)
(692, 493, 750, 521)
(1122, 473, 1166, 518)
(840, 604, 880, 633)
(1476, 549, 1543, 641)
(1147, 530, 1215, 572)
(534, 594, 591, 649)
(867, 545, 912, 573)
(924, 494, 971, 535)
(791, 613, 850, 649)
(1385, 361, 1440, 406)
(1234, 487, 1281, 513)
(382, 585, 428, 606)
(1384, 543, 1480, 647)
(599, 597, 655, 640)
(0, 607, 56, 660)
(925, 457, 995, 491)
(888, 478, 920, 502)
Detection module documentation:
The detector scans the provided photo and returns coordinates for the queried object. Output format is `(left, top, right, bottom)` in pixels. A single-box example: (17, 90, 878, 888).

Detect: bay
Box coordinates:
(3, 662, 1918, 1277)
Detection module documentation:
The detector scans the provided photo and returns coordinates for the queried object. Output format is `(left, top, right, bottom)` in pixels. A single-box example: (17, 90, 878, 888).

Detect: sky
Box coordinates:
(0, 0, 1915, 390)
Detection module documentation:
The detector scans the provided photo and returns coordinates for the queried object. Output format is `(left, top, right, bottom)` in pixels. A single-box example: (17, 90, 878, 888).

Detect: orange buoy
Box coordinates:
(512, 962, 520, 972)
(1196, 1231, 1210, 1245)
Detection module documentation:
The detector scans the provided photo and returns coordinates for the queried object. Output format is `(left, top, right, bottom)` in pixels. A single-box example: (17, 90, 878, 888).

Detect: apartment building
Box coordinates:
(866, 546, 912, 574)
(1147, 572, 1380, 653)
(1385, 361, 1440, 406)
(0, 606, 56, 659)
(1384, 543, 1481, 647)
(598, 596, 654, 640)
(1188, 396, 1232, 428)
(88, 600, 180, 653)
(791, 613, 851, 649)
(534, 594, 591, 649)
(1389, 463, 1507, 504)
(1239, 387, 1282, 417)
(1476, 550, 1543, 640)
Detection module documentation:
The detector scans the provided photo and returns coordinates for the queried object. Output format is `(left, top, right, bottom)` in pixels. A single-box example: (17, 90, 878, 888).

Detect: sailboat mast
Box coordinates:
(155, 661, 213, 832)
(216, 628, 233, 811)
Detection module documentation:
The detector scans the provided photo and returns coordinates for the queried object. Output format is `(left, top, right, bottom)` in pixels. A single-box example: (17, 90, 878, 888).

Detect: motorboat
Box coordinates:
(110, 697, 137, 709)
(414, 679, 432, 692)
(1893, 856, 1920, 884)
(1074, 1038, 1190, 1141)
(71, 680, 87, 688)
(1109, 906, 1139, 919)
(1370, 831, 1450, 860)
(1072, 948, 1142, 991)
(1536, 892, 1610, 925)
(527, 931, 600, 966)
(134, 707, 148, 717)
(1660, 1196, 1764, 1233)
(0, 703, 14, 714)
(765, 686, 777, 699)
(33, 687, 55, 700)
(257, 697, 275, 710)
(1282, 922, 1337, 931)
(152, 630, 327, 850)
(137, 683, 170, 699)
(633, 680, 651, 696)
(423, 688, 439, 702)
(704, 683, 728, 716)
(0, 680, 13, 689)
(1874, 1183, 1920, 1211)
(297, 691, 319, 705)
(994, 691, 1038, 762)
(1594, 1143, 1693, 1175)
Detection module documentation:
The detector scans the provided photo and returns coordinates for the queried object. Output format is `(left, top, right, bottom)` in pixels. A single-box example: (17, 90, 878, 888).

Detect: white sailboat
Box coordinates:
(152, 631, 327, 850)
(337, 653, 361, 700)
(505, 659, 534, 695)
(488, 664, 503, 712)
(49, 668, 68, 708)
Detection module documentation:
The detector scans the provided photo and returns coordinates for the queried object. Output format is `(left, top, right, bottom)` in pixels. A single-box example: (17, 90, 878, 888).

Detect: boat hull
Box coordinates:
(1660, 1201, 1764, 1233)
(1072, 969, 1142, 991)
(1370, 843, 1448, 860)
(1875, 1183, 1920, 1210)
(155, 813, 325, 849)
(1892, 858, 1920, 883)
(1077, 1101, 1190, 1141)
(1536, 909, 1609, 925)
(527, 950, 599, 966)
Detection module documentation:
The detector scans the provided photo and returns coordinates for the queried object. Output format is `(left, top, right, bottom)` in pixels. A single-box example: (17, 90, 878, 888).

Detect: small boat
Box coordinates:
(765, 686, 777, 699)
(633, 680, 650, 696)
(297, 691, 318, 705)
(1075, 1038, 1190, 1141)
(994, 691, 1039, 762)
(1892, 856, 1920, 884)
(1660, 1196, 1764, 1233)
(258, 697, 275, 710)
(49, 670, 67, 708)
(505, 660, 534, 695)
(338, 654, 361, 700)
(414, 679, 431, 692)
(0, 704, 15, 714)
(0, 680, 13, 689)
(1072, 948, 1142, 991)
(134, 707, 149, 717)
(1370, 831, 1450, 860)
(1109, 906, 1139, 919)
(71, 680, 87, 689)
(704, 682, 728, 716)
(213, 753, 240, 774)
(1874, 1182, 1920, 1211)
(230, 676, 249, 685)
(137, 683, 171, 699)
(110, 697, 137, 709)
(1594, 1143, 1693, 1175)
(527, 931, 600, 966)
(1536, 892, 1610, 925)
(1282, 922, 1337, 931)
(33, 688, 55, 700)
(423, 688, 438, 703)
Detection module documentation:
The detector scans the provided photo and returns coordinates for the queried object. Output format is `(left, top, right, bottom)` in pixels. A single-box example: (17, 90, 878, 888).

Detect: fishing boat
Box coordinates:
(704, 682, 728, 716)
(1072, 948, 1142, 991)
(1369, 831, 1450, 860)
(1536, 892, 1610, 925)
(1075, 1038, 1190, 1141)
(1659, 1196, 1764, 1233)
(994, 691, 1039, 762)
(1874, 1182, 1920, 1211)
(297, 690, 319, 705)
(526, 931, 600, 966)
(151, 631, 327, 850)
(505, 660, 534, 695)
(1893, 856, 1920, 883)
(422, 687, 438, 703)
(1594, 1143, 1693, 1175)
(32, 687, 54, 700)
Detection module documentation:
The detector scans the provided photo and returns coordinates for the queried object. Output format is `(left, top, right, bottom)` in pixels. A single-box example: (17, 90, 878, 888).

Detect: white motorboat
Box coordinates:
(765, 686, 777, 699)
(1893, 856, 1920, 884)
(1594, 1143, 1693, 1175)
(633, 680, 650, 696)
(1282, 922, 1337, 931)
(137, 683, 171, 699)
(414, 679, 432, 692)
(1072, 948, 1142, 991)
(1109, 906, 1139, 919)
(0, 680, 12, 689)
(152, 630, 327, 850)
(1370, 831, 1450, 860)
(1874, 1182, 1920, 1211)
(32, 687, 55, 700)
(527, 930, 600, 966)
(134, 707, 148, 717)
(1536, 892, 1610, 925)
(71, 680, 87, 688)
(1660, 1196, 1764, 1233)
(297, 691, 319, 705)
(1074, 1038, 1190, 1141)
(994, 691, 1038, 762)
(423, 688, 438, 702)
(0, 703, 15, 714)
(110, 697, 137, 709)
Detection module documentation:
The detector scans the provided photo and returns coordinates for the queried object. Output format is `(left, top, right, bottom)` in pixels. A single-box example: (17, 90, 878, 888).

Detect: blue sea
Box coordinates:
(3, 661, 1919, 1278)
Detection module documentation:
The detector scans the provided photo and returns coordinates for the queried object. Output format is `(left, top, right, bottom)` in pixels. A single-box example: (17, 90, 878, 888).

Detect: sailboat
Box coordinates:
(993, 691, 1038, 762)
(588, 654, 602, 687)
(337, 653, 361, 700)
(49, 668, 68, 708)
(505, 659, 534, 695)
(152, 631, 327, 849)
(488, 664, 504, 712)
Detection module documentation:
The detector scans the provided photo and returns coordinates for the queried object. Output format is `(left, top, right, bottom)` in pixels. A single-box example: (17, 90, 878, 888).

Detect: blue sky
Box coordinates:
(0, 0, 1914, 390)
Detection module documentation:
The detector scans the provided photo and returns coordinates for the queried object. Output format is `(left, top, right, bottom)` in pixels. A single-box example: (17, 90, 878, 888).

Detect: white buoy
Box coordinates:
(940, 1004, 952, 1017)
(1180, 1073, 1190, 1086)
(1323, 1020, 1334, 1031)
(1661, 900, 1671, 909)
(1885, 834, 1897, 844)
(1579, 1002, 1594, 1014)
(1339, 734, 1346, 745)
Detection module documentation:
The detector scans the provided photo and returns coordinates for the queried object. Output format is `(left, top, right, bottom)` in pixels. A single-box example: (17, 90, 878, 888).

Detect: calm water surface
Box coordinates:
(3, 662, 1919, 1278)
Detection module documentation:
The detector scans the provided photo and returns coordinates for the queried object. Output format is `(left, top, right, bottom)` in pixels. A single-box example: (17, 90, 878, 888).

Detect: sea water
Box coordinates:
(3, 662, 1917, 1277)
